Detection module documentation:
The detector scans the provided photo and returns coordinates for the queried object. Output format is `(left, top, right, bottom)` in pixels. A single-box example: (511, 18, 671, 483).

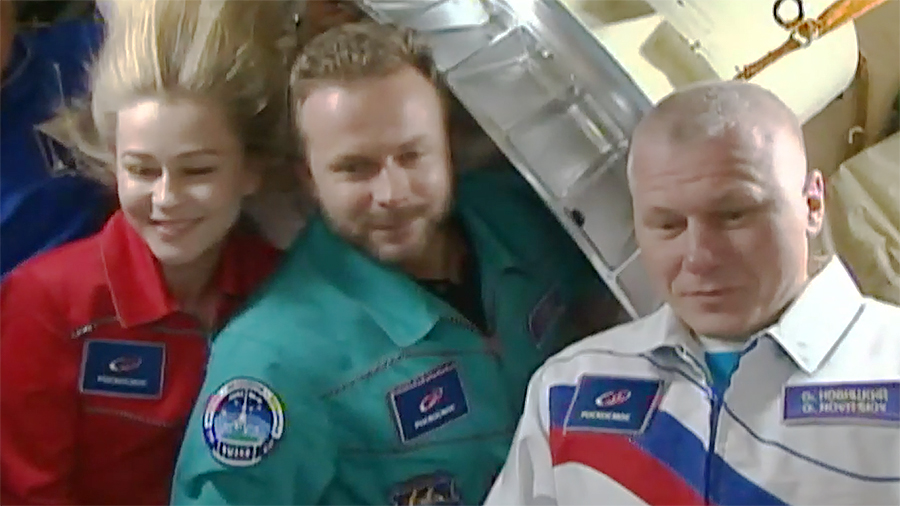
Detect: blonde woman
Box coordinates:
(0, 1, 297, 504)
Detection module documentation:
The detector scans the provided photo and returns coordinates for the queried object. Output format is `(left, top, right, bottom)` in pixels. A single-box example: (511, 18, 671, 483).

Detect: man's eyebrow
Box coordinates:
(708, 186, 770, 206)
(398, 135, 427, 150)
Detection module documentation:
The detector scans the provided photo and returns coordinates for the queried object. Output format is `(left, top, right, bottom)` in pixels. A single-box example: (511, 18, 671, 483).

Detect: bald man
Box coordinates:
(484, 81, 900, 506)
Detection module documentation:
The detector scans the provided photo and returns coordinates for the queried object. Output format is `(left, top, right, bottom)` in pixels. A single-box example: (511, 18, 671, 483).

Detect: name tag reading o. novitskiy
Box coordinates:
(783, 381, 900, 424)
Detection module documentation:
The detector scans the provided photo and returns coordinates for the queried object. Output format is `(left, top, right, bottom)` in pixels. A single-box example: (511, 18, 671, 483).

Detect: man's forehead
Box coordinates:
(301, 98, 429, 156)
(299, 84, 380, 146)
(302, 84, 360, 116)
(300, 69, 438, 117)
(631, 134, 778, 192)
(635, 177, 770, 210)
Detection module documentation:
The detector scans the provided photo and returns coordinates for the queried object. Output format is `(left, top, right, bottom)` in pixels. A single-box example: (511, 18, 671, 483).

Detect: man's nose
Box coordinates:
(372, 159, 411, 207)
(683, 221, 722, 274)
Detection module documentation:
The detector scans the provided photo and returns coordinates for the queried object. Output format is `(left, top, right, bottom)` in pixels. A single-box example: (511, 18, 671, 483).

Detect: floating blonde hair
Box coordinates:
(45, 0, 300, 186)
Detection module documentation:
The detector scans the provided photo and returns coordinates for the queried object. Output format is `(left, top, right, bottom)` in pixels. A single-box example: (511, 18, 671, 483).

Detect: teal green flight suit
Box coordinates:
(171, 170, 620, 505)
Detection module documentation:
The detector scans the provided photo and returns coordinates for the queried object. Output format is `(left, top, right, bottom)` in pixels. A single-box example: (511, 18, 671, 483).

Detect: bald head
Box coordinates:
(629, 81, 806, 190)
(637, 81, 803, 140)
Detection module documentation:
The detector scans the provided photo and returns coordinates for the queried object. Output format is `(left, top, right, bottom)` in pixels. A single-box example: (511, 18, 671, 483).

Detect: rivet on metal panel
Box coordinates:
(567, 208, 586, 228)
(689, 40, 702, 52)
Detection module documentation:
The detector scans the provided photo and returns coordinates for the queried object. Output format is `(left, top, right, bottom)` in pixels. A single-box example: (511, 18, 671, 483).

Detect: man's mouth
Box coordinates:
(682, 288, 737, 298)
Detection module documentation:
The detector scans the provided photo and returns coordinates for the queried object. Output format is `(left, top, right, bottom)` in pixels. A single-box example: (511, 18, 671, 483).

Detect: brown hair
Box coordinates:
(288, 21, 509, 173)
(289, 21, 442, 117)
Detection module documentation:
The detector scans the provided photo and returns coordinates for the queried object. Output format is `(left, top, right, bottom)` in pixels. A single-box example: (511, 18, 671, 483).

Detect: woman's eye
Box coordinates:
(123, 165, 157, 178)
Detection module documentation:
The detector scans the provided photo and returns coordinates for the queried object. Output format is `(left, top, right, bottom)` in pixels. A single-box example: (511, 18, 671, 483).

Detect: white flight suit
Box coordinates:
(485, 258, 900, 505)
